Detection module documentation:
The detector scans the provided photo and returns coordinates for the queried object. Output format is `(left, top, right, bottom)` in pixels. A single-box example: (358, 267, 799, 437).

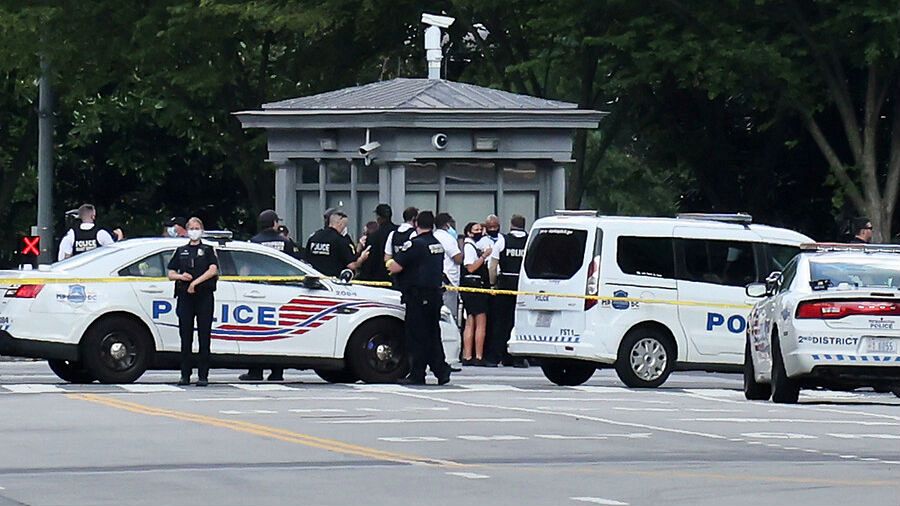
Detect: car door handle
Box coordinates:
(139, 286, 164, 294)
(243, 291, 266, 299)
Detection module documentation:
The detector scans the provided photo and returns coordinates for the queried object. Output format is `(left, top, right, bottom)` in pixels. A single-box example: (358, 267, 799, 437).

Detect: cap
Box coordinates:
(166, 216, 187, 228)
(374, 203, 392, 219)
(258, 209, 280, 229)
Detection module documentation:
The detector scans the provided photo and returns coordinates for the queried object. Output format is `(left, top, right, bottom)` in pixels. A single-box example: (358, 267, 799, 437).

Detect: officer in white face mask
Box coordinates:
(164, 217, 188, 238)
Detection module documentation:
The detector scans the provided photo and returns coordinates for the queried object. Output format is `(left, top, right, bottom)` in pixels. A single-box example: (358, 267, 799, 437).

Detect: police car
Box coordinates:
(744, 243, 900, 403)
(0, 235, 460, 384)
(509, 212, 812, 388)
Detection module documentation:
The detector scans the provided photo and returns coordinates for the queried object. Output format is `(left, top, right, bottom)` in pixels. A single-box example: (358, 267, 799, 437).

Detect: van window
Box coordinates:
(617, 237, 675, 279)
(766, 244, 801, 272)
(524, 228, 588, 280)
(679, 239, 756, 287)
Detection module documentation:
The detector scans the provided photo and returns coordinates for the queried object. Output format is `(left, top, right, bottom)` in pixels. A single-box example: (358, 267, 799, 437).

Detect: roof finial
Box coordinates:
(422, 13, 455, 80)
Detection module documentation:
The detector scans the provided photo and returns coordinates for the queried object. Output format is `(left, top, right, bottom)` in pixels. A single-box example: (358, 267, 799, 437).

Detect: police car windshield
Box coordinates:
(809, 258, 900, 289)
(51, 247, 120, 271)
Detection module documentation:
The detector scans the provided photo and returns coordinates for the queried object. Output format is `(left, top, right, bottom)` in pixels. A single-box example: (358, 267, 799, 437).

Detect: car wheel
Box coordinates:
(81, 316, 153, 384)
(615, 327, 675, 388)
(540, 359, 596, 386)
(314, 368, 359, 384)
(770, 335, 800, 404)
(346, 319, 409, 384)
(47, 359, 95, 384)
(743, 340, 771, 401)
(892, 387, 900, 398)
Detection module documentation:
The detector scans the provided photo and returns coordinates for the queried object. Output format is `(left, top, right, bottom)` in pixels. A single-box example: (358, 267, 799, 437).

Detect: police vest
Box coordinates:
(498, 231, 528, 289)
(461, 239, 489, 288)
(72, 227, 100, 255)
(391, 226, 415, 255)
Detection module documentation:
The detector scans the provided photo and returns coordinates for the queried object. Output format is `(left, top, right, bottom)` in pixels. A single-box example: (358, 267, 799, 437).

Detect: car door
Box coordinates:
(216, 248, 338, 358)
(123, 248, 238, 355)
(675, 233, 759, 360)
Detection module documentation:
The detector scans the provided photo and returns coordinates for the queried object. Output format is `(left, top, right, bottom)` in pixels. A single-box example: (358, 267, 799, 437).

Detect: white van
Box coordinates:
(509, 212, 812, 388)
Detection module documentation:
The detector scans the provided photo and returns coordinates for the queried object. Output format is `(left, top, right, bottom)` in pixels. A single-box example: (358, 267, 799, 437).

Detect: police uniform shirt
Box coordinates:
(251, 229, 301, 258)
(167, 243, 219, 296)
(393, 232, 445, 289)
(57, 224, 115, 261)
(494, 229, 528, 288)
(462, 238, 490, 287)
(304, 226, 355, 276)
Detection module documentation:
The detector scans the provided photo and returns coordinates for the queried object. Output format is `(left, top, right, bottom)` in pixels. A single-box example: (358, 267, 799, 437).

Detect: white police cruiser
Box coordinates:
(744, 243, 900, 403)
(0, 234, 460, 384)
(509, 212, 811, 388)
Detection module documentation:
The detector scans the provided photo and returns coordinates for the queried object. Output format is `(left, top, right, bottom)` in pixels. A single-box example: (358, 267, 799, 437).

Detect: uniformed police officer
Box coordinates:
(57, 204, 116, 260)
(387, 211, 451, 385)
(489, 214, 529, 367)
(384, 207, 418, 289)
(239, 209, 298, 382)
(304, 211, 370, 276)
(167, 217, 219, 386)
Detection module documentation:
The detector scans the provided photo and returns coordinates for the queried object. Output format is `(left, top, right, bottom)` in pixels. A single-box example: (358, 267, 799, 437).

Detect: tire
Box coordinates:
(770, 335, 800, 404)
(314, 368, 359, 384)
(81, 316, 154, 384)
(743, 340, 771, 401)
(892, 387, 900, 399)
(47, 359, 95, 384)
(346, 319, 409, 384)
(615, 327, 676, 388)
(540, 359, 596, 386)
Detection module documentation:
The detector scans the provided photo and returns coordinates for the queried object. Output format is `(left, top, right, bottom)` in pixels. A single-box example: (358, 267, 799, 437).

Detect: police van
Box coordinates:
(508, 212, 812, 388)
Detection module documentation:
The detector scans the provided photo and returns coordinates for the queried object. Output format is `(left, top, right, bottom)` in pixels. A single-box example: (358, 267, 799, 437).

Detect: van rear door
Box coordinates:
(517, 226, 596, 338)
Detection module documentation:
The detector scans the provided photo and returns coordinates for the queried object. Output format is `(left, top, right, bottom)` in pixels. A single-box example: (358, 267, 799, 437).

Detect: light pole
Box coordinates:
(36, 55, 54, 264)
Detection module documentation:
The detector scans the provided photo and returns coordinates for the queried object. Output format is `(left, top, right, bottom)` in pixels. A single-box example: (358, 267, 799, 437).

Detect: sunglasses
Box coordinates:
(864, 226, 873, 230)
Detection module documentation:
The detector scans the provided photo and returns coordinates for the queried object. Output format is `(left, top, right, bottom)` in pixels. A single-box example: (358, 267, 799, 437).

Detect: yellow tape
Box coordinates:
(0, 274, 752, 310)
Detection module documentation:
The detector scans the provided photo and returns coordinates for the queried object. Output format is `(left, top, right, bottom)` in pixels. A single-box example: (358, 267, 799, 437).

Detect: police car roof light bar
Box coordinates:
(202, 230, 233, 245)
(554, 210, 600, 217)
(800, 242, 900, 254)
(676, 213, 753, 225)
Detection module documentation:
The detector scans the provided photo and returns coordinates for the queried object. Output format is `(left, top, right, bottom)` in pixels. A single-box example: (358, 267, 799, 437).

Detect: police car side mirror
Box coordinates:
(745, 282, 768, 298)
(302, 276, 326, 290)
(338, 269, 354, 284)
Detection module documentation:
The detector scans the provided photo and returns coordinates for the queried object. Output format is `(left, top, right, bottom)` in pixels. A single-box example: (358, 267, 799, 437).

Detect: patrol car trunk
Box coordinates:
(517, 225, 599, 337)
(795, 291, 900, 354)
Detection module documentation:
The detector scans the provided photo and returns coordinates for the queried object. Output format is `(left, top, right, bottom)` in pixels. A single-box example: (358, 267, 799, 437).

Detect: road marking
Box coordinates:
(220, 410, 242, 415)
(571, 497, 629, 505)
(190, 396, 377, 402)
(68, 393, 462, 467)
(685, 408, 743, 413)
(741, 432, 818, 440)
(379, 436, 447, 442)
(253, 410, 277, 414)
(228, 384, 296, 391)
(828, 433, 900, 439)
(523, 397, 670, 403)
(289, 408, 347, 413)
(457, 435, 528, 441)
(2, 384, 66, 394)
(535, 433, 651, 440)
(447, 472, 490, 480)
(572, 386, 631, 394)
(318, 417, 534, 425)
(613, 407, 678, 412)
(681, 418, 898, 426)
(457, 384, 522, 392)
(355, 407, 449, 413)
(118, 384, 184, 393)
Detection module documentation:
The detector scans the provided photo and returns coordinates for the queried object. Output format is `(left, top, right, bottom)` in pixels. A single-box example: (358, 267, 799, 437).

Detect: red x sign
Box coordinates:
(21, 236, 40, 256)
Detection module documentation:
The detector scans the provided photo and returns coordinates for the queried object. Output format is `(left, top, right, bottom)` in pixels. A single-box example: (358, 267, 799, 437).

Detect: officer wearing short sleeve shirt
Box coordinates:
(388, 211, 451, 385)
(304, 212, 369, 276)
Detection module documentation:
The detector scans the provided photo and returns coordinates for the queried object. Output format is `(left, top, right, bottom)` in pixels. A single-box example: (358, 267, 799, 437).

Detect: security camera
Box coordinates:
(421, 13, 455, 29)
(431, 133, 448, 150)
(359, 141, 381, 156)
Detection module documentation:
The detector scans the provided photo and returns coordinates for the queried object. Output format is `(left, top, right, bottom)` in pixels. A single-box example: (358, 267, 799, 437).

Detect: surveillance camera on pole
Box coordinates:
(359, 128, 381, 166)
(421, 13, 455, 79)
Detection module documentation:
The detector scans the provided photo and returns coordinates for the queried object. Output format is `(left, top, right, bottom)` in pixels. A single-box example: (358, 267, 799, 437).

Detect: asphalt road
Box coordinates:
(0, 361, 898, 506)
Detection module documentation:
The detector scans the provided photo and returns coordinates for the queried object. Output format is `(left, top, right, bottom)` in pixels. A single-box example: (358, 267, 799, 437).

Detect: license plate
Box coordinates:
(865, 337, 898, 354)
(536, 312, 553, 328)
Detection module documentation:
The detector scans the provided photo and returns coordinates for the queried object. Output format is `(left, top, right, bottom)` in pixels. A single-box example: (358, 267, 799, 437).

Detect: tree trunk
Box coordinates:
(566, 49, 599, 208)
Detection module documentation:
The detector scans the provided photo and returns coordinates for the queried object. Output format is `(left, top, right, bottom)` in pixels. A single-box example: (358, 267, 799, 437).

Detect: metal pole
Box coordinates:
(37, 55, 54, 264)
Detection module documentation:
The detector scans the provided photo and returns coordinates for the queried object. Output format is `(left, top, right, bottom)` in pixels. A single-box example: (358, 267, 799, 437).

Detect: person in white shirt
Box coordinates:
(433, 213, 463, 325)
(384, 207, 419, 261)
(461, 222, 494, 366)
(58, 204, 115, 260)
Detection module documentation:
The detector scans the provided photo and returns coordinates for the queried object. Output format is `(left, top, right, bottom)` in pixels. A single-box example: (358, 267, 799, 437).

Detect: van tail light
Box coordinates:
(584, 255, 600, 311)
(5, 284, 44, 299)
(795, 300, 900, 320)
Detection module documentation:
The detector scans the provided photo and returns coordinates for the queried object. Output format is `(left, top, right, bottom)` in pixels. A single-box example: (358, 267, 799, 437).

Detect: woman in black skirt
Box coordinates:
(460, 222, 492, 365)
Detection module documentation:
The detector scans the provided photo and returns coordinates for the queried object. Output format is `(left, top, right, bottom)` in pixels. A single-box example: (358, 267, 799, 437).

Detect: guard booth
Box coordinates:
(235, 78, 604, 240)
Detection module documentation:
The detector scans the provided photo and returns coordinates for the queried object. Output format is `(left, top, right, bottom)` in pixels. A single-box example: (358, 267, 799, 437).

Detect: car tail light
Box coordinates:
(584, 255, 600, 311)
(5, 284, 44, 298)
(795, 300, 900, 319)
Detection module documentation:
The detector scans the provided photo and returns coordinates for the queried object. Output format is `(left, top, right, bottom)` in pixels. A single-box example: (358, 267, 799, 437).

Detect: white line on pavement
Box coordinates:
(190, 396, 378, 402)
(572, 386, 631, 394)
(446, 472, 490, 480)
(288, 408, 347, 413)
(228, 384, 297, 391)
(2, 384, 66, 394)
(457, 384, 523, 392)
(681, 417, 898, 426)
(118, 384, 184, 393)
(457, 435, 528, 441)
(379, 436, 447, 442)
(535, 433, 651, 440)
(828, 433, 900, 439)
(613, 407, 678, 412)
(318, 417, 534, 425)
(741, 432, 818, 439)
(571, 496, 629, 505)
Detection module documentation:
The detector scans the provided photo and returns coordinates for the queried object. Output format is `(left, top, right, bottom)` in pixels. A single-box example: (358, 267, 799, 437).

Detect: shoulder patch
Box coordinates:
(428, 243, 445, 255)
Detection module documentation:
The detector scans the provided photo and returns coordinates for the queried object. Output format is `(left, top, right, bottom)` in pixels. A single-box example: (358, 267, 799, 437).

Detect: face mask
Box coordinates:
(447, 226, 458, 240)
(187, 229, 203, 241)
(166, 226, 177, 238)
(472, 233, 484, 241)
(487, 229, 499, 238)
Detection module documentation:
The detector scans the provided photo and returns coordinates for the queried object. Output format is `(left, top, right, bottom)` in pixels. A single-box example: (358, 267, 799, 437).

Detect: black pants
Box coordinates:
(489, 276, 518, 363)
(177, 290, 214, 380)
(404, 287, 448, 381)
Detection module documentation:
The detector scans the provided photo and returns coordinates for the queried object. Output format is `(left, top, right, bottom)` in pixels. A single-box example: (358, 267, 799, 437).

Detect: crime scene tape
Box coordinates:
(0, 274, 754, 310)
